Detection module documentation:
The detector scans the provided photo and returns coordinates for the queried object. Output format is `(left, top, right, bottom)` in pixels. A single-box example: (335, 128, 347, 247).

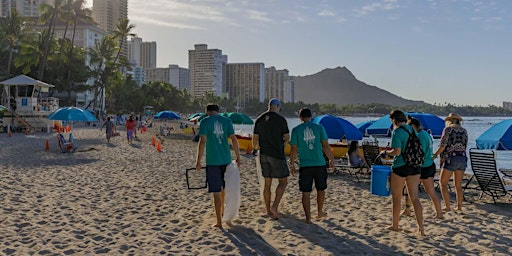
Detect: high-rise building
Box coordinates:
(127, 37, 142, 66)
(504, 101, 512, 111)
(0, 0, 52, 17)
(140, 41, 156, 69)
(145, 67, 170, 84)
(169, 65, 191, 91)
(145, 65, 190, 91)
(188, 44, 226, 98)
(225, 63, 265, 108)
(92, 0, 128, 57)
(92, 0, 127, 33)
(265, 67, 294, 103)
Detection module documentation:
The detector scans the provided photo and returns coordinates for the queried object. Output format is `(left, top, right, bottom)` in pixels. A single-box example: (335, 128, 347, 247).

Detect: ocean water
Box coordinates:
(236, 116, 512, 169)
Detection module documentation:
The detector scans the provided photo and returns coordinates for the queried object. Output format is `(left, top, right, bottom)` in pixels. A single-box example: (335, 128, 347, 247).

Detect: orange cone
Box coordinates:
(151, 137, 156, 146)
(8, 130, 12, 137)
(45, 139, 50, 150)
(157, 140, 162, 152)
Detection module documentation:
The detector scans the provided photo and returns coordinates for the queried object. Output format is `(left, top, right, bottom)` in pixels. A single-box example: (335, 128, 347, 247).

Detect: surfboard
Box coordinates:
(255, 154, 265, 203)
(222, 161, 241, 222)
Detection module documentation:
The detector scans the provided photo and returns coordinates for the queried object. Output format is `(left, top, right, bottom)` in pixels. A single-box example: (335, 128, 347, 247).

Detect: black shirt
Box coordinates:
(253, 111, 289, 160)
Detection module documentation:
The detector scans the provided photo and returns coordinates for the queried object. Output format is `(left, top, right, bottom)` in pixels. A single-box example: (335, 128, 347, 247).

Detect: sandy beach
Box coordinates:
(0, 124, 511, 255)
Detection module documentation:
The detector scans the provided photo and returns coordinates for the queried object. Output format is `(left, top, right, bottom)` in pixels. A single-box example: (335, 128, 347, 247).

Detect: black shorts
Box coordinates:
(260, 154, 289, 179)
(420, 163, 436, 180)
(206, 164, 228, 193)
(392, 165, 421, 178)
(298, 166, 328, 192)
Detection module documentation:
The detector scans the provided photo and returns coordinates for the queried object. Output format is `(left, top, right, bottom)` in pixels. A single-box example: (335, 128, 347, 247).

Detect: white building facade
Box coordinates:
(265, 67, 294, 103)
(188, 44, 226, 98)
(169, 65, 190, 91)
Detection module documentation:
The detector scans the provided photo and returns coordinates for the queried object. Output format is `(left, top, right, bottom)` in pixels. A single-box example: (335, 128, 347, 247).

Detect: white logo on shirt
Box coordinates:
(303, 126, 316, 150)
(214, 120, 224, 144)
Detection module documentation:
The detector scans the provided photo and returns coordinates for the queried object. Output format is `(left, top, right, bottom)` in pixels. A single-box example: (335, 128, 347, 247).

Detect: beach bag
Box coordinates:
(399, 127, 424, 168)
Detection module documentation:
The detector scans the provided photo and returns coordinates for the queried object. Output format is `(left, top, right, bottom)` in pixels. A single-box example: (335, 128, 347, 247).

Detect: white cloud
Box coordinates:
(318, 10, 335, 17)
(355, 0, 400, 16)
(246, 10, 272, 22)
(130, 15, 204, 30)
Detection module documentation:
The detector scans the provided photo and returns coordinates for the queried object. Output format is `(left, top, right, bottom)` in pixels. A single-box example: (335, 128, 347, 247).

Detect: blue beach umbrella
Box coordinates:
(476, 119, 512, 150)
(47, 107, 98, 122)
(154, 110, 181, 120)
(355, 120, 376, 137)
(312, 114, 363, 140)
(366, 112, 445, 138)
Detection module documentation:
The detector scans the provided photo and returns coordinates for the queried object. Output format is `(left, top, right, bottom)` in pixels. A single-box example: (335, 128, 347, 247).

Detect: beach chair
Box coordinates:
(333, 156, 367, 182)
(469, 148, 512, 203)
(362, 142, 382, 169)
(57, 133, 77, 153)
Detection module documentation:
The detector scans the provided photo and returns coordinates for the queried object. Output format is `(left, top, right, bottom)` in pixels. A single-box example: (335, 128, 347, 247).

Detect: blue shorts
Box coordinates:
(260, 154, 289, 179)
(420, 163, 436, 180)
(298, 166, 328, 192)
(392, 165, 421, 178)
(444, 156, 467, 171)
(206, 164, 228, 193)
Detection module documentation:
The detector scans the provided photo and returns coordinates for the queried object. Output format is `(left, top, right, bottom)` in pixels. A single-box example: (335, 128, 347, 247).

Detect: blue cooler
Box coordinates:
(371, 165, 392, 196)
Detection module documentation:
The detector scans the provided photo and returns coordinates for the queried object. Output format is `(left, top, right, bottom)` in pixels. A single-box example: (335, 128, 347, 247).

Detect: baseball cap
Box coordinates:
(269, 98, 280, 106)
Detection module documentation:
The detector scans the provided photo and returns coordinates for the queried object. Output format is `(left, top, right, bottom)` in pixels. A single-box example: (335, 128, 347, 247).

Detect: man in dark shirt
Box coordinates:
(252, 98, 290, 220)
(100, 117, 115, 143)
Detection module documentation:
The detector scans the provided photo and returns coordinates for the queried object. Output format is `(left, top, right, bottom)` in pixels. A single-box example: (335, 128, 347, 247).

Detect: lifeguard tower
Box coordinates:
(1, 75, 59, 132)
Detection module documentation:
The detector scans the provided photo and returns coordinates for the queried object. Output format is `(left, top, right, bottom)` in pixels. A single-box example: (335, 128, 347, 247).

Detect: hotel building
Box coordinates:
(188, 44, 226, 98)
(225, 63, 265, 108)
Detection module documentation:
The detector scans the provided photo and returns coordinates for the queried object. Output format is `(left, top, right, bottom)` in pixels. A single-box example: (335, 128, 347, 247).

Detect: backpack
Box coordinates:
(399, 126, 424, 168)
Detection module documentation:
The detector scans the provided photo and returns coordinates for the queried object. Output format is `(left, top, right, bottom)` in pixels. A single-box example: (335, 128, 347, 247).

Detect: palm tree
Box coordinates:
(111, 18, 136, 66)
(38, 0, 65, 80)
(87, 36, 117, 111)
(65, 0, 94, 104)
(0, 10, 26, 77)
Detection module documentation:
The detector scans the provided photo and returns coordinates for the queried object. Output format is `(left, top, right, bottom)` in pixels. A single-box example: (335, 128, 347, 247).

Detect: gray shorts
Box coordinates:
(260, 154, 289, 179)
(444, 156, 467, 171)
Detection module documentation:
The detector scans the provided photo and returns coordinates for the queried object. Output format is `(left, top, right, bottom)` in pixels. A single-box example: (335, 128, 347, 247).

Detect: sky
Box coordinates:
(85, 0, 511, 106)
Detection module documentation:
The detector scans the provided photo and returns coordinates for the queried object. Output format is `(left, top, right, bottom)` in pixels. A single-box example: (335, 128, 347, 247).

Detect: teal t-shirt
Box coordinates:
(417, 129, 434, 168)
(390, 124, 415, 168)
(290, 122, 328, 167)
(198, 115, 234, 165)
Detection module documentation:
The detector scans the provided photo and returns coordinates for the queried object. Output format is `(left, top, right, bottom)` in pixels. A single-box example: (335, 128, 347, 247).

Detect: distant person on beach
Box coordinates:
(195, 104, 241, 229)
(433, 113, 468, 213)
(252, 98, 290, 220)
(383, 109, 424, 236)
(100, 117, 115, 143)
(347, 141, 368, 169)
(125, 116, 135, 145)
(289, 108, 334, 223)
(402, 117, 443, 219)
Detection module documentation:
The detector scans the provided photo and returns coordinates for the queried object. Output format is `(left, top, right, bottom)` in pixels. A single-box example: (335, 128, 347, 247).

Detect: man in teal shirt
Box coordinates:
(289, 108, 334, 223)
(195, 104, 241, 229)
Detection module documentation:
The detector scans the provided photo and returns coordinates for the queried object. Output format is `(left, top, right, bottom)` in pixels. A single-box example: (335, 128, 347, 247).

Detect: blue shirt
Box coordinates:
(290, 122, 328, 167)
(198, 115, 234, 165)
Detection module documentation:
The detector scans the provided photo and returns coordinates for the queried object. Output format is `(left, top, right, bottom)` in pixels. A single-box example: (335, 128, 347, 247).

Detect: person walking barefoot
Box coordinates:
(253, 99, 290, 220)
(289, 108, 334, 223)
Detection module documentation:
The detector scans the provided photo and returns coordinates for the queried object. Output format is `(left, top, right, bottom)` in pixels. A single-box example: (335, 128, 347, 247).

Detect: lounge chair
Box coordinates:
(469, 148, 512, 203)
(57, 133, 77, 153)
(333, 156, 367, 182)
